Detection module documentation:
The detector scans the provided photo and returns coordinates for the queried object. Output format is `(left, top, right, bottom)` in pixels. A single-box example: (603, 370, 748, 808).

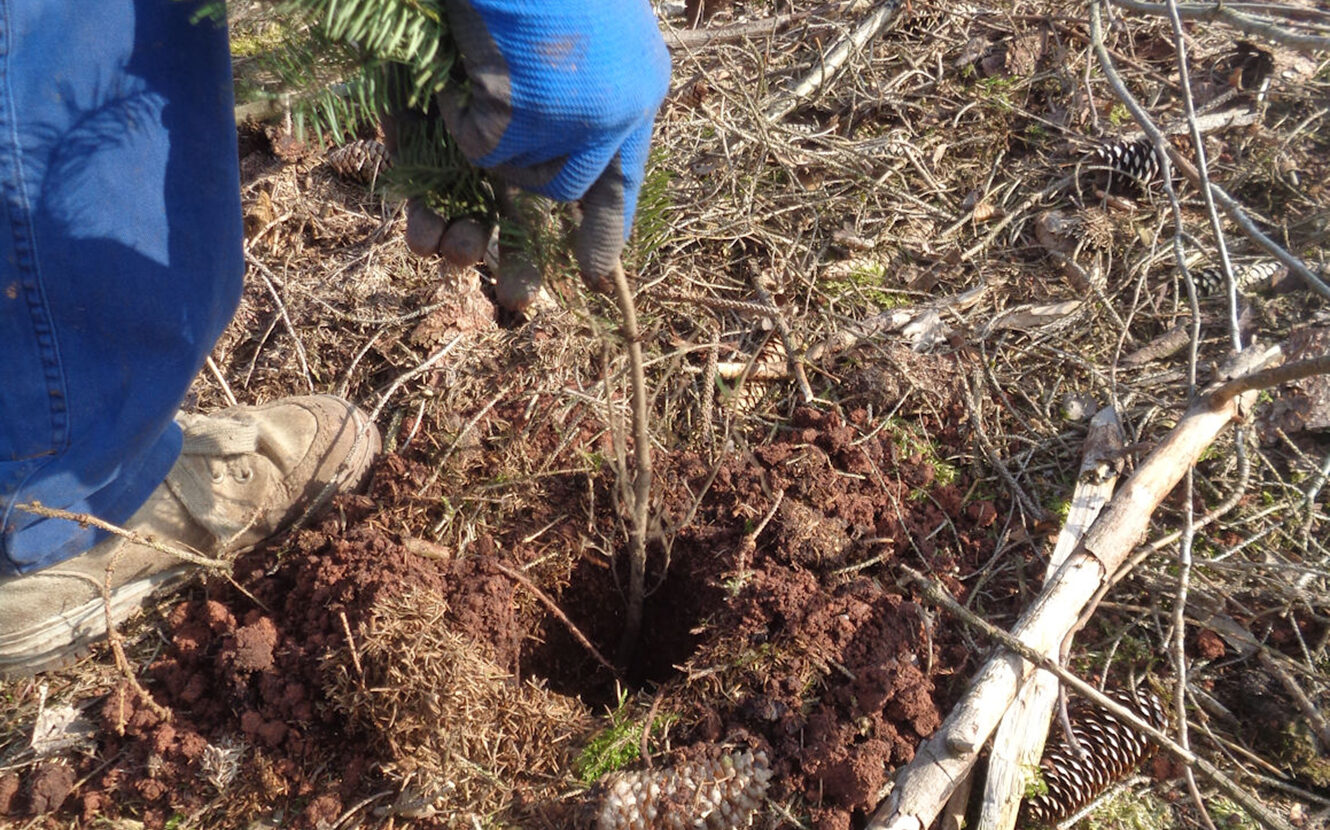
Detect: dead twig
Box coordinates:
(488, 559, 617, 676)
(1109, 0, 1330, 50)
(339, 610, 365, 680)
(752, 284, 815, 404)
(245, 251, 316, 393)
(964, 369, 1050, 524)
(640, 692, 664, 768)
(763, 0, 907, 122)
(13, 501, 228, 571)
(104, 542, 173, 728)
(206, 356, 239, 407)
(1162, 0, 1242, 355)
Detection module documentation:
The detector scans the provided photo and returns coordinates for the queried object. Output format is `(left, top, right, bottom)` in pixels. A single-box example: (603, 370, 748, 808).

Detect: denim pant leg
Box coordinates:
(0, 0, 243, 574)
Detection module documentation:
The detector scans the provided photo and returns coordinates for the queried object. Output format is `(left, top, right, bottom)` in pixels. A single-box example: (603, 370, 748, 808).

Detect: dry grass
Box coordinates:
(322, 587, 590, 826)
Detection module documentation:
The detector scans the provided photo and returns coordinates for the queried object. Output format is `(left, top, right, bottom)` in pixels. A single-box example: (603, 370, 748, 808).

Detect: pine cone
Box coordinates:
(1191, 260, 1281, 296)
(1076, 208, 1116, 251)
(327, 139, 391, 185)
(586, 748, 772, 830)
(1091, 138, 1159, 193)
(1237, 260, 1281, 292)
(730, 336, 788, 416)
(1021, 688, 1168, 826)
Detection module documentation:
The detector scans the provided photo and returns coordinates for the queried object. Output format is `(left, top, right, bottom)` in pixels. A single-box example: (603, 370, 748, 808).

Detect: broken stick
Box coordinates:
(976, 406, 1124, 830)
(865, 345, 1283, 830)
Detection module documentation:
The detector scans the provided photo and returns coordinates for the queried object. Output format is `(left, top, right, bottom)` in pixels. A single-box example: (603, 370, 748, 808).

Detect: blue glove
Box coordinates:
(436, 0, 671, 291)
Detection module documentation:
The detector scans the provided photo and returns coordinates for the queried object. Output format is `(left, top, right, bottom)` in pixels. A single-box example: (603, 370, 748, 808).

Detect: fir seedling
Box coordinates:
(236, 0, 498, 225)
(575, 687, 653, 784)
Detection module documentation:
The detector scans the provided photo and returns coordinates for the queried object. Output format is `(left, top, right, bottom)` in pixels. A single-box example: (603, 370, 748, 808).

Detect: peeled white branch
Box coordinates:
(865, 345, 1283, 830)
(976, 406, 1125, 830)
(763, 0, 906, 122)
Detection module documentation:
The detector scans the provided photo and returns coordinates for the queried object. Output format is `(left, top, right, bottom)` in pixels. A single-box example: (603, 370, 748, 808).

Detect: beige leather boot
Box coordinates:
(0, 395, 380, 678)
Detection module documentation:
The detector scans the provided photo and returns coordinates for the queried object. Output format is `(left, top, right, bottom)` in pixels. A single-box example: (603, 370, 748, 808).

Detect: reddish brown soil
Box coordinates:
(1, 392, 1005, 830)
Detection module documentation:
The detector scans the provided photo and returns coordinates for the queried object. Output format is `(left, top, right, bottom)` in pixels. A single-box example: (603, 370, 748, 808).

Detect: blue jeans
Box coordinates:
(0, 0, 242, 574)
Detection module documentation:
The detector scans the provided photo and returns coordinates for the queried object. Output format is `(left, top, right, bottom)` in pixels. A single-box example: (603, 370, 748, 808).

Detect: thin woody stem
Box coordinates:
(611, 260, 654, 665)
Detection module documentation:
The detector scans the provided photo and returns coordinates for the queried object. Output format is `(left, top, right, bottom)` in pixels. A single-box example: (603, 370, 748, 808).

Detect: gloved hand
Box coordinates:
(407, 0, 671, 296)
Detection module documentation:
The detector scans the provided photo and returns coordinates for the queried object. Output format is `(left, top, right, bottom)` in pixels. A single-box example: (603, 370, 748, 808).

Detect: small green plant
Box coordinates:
(1197, 441, 1225, 464)
(574, 688, 640, 783)
(978, 76, 1016, 112)
(886, 418, 960, 492)
(1047, 497, 1072, 524)
(1207, 796, 1261, 830)
(577, 449, 609, 473)
(1084, 788, 1176, 830)
(230, 20, 292, 58)
(1108, 103, 1133, 127)
(1023, 764, 1050, 799)
(574, 686, 674, 784)
(821, 261, 914, 310)
(627, 148, 674, 270)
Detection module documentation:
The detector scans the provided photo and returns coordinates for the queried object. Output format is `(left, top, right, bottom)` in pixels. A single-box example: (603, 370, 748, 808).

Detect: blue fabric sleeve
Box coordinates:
(0, 0, 243, 573)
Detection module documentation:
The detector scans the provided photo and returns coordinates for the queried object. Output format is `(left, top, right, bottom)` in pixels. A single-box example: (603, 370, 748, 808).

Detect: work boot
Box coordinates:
(0, 395, 381, 679)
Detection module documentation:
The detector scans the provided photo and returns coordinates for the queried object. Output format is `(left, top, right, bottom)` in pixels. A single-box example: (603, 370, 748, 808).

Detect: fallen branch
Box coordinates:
(865, 344, 1288, 830)
(892, 566, 1293, 830)
(1109, 0, 1330, 50)
(763, 0, 906, 122)
(977, 406, 1124, 830)
(1206, 354, 1330, 408)
(661, 10, 809, 50)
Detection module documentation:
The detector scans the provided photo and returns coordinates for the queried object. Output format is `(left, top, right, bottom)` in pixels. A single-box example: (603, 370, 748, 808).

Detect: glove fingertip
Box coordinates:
(440, 218, 493, 267)
(576, 188, 626, 293)
(494, 251, 545, 313)
(405, 198, 448, 257)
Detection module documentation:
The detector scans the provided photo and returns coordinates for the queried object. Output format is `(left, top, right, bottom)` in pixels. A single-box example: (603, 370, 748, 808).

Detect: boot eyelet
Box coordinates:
(233, 468, 254, 483)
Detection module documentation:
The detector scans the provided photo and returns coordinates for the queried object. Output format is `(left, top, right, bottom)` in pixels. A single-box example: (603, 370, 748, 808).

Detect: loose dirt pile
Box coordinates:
(1, 392, 1002, 830)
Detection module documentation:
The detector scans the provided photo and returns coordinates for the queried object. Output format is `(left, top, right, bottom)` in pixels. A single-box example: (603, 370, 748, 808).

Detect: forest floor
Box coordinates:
(1, 1, 1328, 829)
